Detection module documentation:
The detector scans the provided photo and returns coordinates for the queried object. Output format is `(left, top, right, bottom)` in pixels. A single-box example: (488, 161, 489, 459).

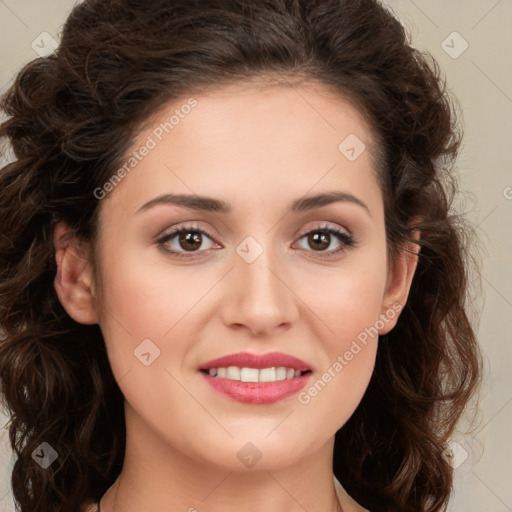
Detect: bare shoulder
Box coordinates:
(333, 475, 371, 512)
(346, 498, 372, 512)
(348, 498, 372, 512)
(80, 502, 99, 512)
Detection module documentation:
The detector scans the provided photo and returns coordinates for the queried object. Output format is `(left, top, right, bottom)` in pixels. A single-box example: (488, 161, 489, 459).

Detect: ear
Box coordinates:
(53, 221, 99, 325)
(378, 228, 421, 335)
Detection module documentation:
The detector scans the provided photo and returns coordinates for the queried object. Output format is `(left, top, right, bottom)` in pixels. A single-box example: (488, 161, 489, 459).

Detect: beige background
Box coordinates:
(0, 1, 511, 510)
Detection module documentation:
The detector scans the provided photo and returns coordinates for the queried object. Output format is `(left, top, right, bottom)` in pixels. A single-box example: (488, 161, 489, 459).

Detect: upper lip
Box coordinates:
(199, 351, 311, 372)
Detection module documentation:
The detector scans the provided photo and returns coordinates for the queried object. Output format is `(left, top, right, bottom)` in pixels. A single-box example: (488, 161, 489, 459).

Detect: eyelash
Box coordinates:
(156, 223, 357, 260)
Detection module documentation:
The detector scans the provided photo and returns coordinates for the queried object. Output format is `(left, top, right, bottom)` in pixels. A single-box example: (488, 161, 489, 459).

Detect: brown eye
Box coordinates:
(156, 225, 218, 259)
(307, 232, 331, 251)
(177, 231, 203, 251)
(295, 225, 356, 258)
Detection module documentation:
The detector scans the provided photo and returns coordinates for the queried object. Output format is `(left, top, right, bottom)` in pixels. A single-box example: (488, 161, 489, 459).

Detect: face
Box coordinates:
(62, 80, 413, 472)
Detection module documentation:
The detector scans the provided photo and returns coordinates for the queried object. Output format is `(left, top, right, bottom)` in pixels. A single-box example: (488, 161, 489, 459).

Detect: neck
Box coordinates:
(100, 406, 346, 512)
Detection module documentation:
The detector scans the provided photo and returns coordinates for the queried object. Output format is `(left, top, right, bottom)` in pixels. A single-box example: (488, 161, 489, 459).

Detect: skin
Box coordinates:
(54, 79, 419, 512)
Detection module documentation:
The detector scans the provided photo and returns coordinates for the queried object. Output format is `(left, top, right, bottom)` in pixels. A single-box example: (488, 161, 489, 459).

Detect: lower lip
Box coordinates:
(200, 372, 312, 404)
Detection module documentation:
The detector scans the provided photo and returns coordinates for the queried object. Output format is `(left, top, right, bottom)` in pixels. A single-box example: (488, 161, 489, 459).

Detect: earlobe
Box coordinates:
(53, 222, 99, 325)
(378, 229, 421, 335)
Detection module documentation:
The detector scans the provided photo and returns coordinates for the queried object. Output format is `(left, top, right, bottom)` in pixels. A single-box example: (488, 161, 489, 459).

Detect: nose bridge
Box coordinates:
(223, 233, 298, 335)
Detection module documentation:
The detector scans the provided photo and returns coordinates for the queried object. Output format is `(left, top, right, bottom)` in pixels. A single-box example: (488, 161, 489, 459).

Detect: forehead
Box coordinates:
(138, 77, 380, 165)
(99, 79, 383, 219)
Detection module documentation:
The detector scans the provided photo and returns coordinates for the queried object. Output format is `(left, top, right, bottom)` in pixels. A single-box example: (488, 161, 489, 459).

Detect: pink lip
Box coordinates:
(200, 372, 312, 404)
(198, 351, 313, 404)
(199, 351, 311, 372)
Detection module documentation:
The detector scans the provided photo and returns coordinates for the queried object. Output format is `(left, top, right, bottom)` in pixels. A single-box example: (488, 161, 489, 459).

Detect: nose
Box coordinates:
(219, 244, 299, 338)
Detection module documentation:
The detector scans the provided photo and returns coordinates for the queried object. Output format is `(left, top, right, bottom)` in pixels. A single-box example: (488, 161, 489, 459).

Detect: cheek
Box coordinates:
(319, 272, 385, 335)
(314, 278, 382, 389)
(92, 246, 171, 380)
(297, 282, 382, 434)
(296, 250, 387, 421)
(306, 247, 389, 347)
(97, 248, 192, 336)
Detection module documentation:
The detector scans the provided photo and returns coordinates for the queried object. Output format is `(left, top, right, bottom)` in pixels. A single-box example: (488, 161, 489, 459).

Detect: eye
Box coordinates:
(294, 224, 356, 259)
(156, 223, 356, 260)
(156, 224, 219, 259)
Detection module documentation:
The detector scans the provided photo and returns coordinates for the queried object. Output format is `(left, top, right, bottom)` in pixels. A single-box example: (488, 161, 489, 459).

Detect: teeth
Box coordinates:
(240, 367, 259, 382)
(226, 366, 241, 380)
(259, 367, 276, 382)
(276, 367, 287, 380)
(205, 366, 305, 383)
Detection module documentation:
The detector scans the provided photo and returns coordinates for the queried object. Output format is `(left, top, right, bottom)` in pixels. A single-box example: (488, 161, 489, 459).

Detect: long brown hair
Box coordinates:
(0, 1, 482, 511)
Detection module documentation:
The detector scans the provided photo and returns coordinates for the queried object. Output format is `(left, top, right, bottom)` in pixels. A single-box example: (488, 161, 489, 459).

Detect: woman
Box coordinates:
(0, 1, 482, 511)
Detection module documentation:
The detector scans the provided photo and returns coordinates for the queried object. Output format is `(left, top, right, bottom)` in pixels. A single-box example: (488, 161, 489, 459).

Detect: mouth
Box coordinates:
(198, 351, 313, 404)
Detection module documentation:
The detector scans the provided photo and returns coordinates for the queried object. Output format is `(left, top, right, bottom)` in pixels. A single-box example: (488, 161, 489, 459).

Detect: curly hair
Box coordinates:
(0, 1, 482, 511)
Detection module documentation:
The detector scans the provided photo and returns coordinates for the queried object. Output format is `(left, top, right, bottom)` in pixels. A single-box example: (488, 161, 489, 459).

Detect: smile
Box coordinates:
(198, 351, 313, 404)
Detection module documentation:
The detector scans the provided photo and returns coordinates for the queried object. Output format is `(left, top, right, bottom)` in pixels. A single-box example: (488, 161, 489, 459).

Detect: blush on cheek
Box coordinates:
(98, 263, 167, 336)
(322, 288, 384, 345)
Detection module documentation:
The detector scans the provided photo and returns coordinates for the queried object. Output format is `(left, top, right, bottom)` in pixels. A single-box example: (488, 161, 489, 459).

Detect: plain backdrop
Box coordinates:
(0, 1, 511, 511)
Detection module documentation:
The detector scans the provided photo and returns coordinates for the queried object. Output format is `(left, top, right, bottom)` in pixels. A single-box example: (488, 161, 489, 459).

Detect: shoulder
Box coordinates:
(80, 501, 99, 512)
(333, 475, 371, 512)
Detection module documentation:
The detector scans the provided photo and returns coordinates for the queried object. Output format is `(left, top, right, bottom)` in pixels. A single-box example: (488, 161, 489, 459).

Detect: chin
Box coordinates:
(190, 435, 317, 472)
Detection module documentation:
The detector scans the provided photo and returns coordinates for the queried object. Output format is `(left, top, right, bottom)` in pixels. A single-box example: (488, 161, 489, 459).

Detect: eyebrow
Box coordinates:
(136, 190, 371, 216)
